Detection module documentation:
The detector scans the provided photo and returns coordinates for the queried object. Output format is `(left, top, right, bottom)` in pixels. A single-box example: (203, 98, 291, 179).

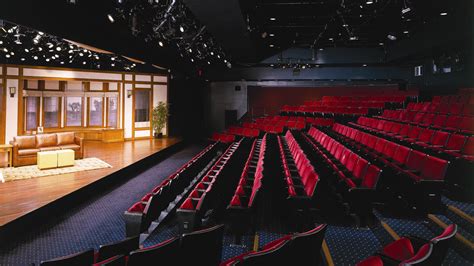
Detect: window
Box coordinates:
(88, 97, 104, 127)
(25, 97, 39, 131)
(43, 97, 60, 128)
(107, 97, 118, 128)
(66, 97, 83, 126)
(135, 90, 151, 125)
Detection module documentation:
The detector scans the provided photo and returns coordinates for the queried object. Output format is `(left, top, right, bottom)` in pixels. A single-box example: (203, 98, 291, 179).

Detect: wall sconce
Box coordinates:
(127, 90, 132, 98)
(9, 87, 16, 97)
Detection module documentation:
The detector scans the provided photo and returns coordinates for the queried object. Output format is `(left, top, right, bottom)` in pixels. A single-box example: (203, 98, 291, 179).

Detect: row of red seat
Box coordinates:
(228, 134, 267, 208)
(405, 101, 474, 116)
(332, 123, 449, 183)
(282, 105, 370, 115)
(301, 101, 386, 108)
(303, 127, 382, 218)
(281, 131, 319, 198)
(321, 95, 406, 103)
(227, 126, 260, 138)
(351, 117, 473, 160)
(306, 127, 381, 190)
(179, 141, 241, 212)
(378, 110, 474, 134)
(433, 94, 474, 104)
(211, 133, 236, 143)
(124, 142, 219, 237)
(330, 123, 449, 209)
(242, 122, 285, 134)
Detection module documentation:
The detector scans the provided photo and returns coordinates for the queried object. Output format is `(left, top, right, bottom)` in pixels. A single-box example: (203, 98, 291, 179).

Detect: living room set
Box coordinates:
(9, 132, 83, 169)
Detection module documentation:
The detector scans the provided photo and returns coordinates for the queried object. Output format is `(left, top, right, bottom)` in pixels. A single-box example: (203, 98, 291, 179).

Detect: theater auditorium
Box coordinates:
(0, 0, 472, 265)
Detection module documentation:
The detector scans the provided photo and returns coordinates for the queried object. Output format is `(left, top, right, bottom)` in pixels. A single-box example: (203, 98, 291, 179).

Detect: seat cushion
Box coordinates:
(382, 237, 415, 261)
(57, 132, 75, 145)
(14, 136, 36, 149)
(39, 147, 61, 152)
(59, 144, 81, 151)
(36, 134, 58, 148)
(18, 148, 40, 156)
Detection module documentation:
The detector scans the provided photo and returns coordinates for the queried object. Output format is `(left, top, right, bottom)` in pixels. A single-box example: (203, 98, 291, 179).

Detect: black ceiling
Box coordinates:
(240, 0, 470, 60)
(0, 0, 471, 71)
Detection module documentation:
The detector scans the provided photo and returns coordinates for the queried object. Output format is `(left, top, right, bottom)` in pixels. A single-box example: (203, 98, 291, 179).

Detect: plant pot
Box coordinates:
(154, 132, 163, 139)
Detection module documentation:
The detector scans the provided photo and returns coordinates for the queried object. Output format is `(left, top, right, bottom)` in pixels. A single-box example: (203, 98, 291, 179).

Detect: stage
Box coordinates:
(0, 137, 183, 242)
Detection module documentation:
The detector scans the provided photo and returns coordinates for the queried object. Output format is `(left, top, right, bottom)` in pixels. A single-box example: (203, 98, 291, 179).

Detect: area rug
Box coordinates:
(0, 158, 112, 182)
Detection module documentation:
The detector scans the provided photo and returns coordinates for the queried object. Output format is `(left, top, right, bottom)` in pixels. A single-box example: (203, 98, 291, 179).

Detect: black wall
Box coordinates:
(167, 76, 207, 140)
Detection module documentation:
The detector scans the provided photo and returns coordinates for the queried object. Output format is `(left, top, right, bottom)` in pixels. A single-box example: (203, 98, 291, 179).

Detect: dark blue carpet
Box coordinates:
(0, 144, 204, 266)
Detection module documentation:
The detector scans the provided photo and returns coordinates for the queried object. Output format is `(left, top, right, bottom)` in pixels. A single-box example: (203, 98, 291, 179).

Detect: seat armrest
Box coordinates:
(74, 136, 84, 158)
(407, 235, 427, 251)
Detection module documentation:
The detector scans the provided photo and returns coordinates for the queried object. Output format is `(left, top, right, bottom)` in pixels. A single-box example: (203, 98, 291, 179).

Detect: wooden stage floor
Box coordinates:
(0, 137, 182, 228)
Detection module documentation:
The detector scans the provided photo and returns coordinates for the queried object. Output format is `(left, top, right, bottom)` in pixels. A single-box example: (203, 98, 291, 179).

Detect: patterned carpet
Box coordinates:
(0, 144, 204, 266)
(0, 158, 112, 182)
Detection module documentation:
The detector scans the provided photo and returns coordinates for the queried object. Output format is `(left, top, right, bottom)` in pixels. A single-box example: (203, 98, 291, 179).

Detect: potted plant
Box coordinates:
(152, 101, 169, 138)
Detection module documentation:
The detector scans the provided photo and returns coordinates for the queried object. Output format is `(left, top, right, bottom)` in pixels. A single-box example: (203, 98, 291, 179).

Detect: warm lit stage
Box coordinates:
(0, 137, 183, 242)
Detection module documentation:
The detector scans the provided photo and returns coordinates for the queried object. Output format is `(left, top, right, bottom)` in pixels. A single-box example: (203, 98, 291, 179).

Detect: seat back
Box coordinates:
(290, 224, 328, 265)
(127, 237, 180, 266)
(445, 134, 467, 151)
(400, 243, 434, 265)
(241, 239, 291, 266)
(393, 146, 411, 164)
(180, 224, 225, 265)
(95, 255, 127, 266)
(463, 136, 474, 156)
(421, 156, 448, 181)
(40, 249, 95, 266)
(361, 165, 382, 189)
(429, 224, 457, 265)
(432, 114, 447, 127)
(405, 150, 427, 172)
(430, 131, 449, 146)
(417, 128, 434, 143)
(97, 236, 139, 262)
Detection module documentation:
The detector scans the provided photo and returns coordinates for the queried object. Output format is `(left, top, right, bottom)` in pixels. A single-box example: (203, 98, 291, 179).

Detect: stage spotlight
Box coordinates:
(107, 14, 115, 23)
(158, 41, 164, 47)
(179, 26, 185, 33)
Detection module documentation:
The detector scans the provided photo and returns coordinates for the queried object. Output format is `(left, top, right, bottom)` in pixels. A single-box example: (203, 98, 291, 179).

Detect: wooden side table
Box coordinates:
(0, 144, 13, 168)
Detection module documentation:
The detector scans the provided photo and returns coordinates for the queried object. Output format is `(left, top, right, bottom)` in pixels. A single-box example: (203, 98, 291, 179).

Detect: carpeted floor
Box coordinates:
(0, 144, 205, 266)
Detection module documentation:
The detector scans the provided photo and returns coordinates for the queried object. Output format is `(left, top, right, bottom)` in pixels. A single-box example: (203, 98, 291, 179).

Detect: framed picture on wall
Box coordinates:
(37, 126, 44, 134)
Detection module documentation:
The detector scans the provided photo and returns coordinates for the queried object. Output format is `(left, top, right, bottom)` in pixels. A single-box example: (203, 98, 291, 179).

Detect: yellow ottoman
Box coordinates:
(57, 149, 75, 167)
(37, 151, 58, 170)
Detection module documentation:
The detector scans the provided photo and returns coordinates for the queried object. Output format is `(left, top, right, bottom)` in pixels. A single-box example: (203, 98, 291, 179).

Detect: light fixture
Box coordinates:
(107, 14, 115, 23)
(269, 44, 275, 47)
(440, 12, 447, 16)
(21, 58, 25, 61)
(210, 51, 214, 55)
(33, 56, 38, 60)
(349, 36, 358, 41)
(179, 26, 185, 32)
(402, 7, 411, 14)
(319, 48, 324, 51)
(56, 46, 62, 51)
(158, 41, 164, 47)
(403, 30, 409, 34)
(366, 0, 373, 4)
(67, 0, 78, 4)
(269, 17, 276, 21)
(269, 33, 275, 37)
(127, 90, 132, 98)
(329, 37, 334, 41)
(5, 54, 10, 58)
(9, 87, 16, 97)
(343, 24, 348, 27)
(387, 34, 397, 40)
(379, 42, 384, 45)
(363, 64, 367, 67)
